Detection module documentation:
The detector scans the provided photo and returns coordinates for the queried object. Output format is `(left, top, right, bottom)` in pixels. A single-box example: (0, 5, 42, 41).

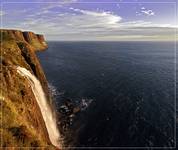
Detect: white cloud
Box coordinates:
(136, 7, 155, 17)
(120, 20, 172, 28)
(16, 7, 123, 38)
(69, 7, 122, 26)
(5, 6, 175, 41)
(141, 9, 155, 16)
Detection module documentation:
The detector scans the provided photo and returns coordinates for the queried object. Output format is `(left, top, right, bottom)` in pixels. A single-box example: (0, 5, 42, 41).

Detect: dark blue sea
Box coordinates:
(37, 41, 176, 148)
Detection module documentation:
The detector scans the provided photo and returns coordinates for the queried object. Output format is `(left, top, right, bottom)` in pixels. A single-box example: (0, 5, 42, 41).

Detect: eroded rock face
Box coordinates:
(0, 29, 54, 149)
(37, 34, 48, 47)
(23, 31, 48, 51)
(1, 29, 48, 51)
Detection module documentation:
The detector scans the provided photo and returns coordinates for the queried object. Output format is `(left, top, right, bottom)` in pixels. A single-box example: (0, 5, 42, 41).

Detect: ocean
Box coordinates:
(37, 41, 176, 148)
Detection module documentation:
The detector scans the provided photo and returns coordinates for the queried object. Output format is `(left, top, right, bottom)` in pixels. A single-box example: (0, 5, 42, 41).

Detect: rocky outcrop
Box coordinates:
(23, 31, 48, 51)
(1, 29, 48, 51)
(0, 29, 55, 148)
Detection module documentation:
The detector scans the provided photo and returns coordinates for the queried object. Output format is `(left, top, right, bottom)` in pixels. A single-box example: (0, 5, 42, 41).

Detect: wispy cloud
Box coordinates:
(120, 20, 172, 28)
(136, 7, 155, 17)
(2, 2, 176, 41)
(69, 7, 122, 27)
(141, 9, 155, 16)
(15, 6, 175, 41)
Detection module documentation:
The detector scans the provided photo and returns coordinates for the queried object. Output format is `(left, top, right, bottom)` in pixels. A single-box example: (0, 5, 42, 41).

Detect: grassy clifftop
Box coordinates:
(0, 29, 48, 51)
(0, 29, 55, 149)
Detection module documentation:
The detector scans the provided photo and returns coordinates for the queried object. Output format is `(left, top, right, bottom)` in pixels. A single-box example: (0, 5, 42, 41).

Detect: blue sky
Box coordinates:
(0, 0, 177, 41)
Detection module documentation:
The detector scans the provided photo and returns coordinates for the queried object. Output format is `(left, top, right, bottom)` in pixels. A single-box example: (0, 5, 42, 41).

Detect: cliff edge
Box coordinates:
(0, 29, 55, 148)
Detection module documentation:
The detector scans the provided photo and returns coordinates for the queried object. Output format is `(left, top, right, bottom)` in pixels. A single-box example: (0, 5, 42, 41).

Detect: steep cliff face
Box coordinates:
(23, 31, 48, 51)
(1, 29, 48, 51)
(0, 29, 55, 148)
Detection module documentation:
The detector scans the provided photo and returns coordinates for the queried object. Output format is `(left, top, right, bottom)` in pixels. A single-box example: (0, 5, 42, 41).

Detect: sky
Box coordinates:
(0, 0, 178, 41)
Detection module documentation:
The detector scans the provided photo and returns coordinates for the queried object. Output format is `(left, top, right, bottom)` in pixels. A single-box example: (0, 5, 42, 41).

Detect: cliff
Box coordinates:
(1, 29, 48, 51)
(0, 29, 55, 148)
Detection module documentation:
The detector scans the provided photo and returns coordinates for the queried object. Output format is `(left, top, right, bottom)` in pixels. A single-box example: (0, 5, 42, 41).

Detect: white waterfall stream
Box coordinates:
(17, 66, 61, 148)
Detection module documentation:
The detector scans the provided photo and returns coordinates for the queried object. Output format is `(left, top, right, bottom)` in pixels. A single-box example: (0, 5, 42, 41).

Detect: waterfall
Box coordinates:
(17, 66, 60, 148)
